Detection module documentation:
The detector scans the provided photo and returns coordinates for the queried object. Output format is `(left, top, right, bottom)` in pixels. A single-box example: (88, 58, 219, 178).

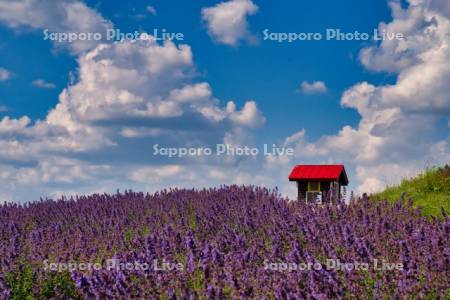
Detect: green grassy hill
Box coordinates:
(374, 165, 450, 217)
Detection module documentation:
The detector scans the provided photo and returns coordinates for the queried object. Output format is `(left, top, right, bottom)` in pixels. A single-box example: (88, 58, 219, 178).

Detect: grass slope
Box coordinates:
(374, 165, 450, 217)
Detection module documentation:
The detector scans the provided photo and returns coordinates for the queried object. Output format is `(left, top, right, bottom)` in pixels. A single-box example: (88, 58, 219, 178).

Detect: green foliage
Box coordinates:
(5, 261, 34, 300)
(187, 207, 197, 230)
(175, 252, 186, 265)
(5, 259, 82, 299)
(362, 271, 375, 298)
(124, 228, 135, 244)
(186, 267, 203, 293)
(193, 268, 203, 291)
(375, 166, 450, 217)
(222, 285, 233, 298)
(41, 272, 83, 300)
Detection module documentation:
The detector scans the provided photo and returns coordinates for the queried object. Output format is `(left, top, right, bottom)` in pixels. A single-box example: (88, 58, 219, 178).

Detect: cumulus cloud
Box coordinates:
(202, 0, 258, 46)
(44, 40, 263, 130)
(146, 5, 157, 16)
(2, 0, 448, 202)
(32, 79, 56, 89)
(0, 36, 266, 201)
(129, 163, 273, 193)
(0, 67, 11, 81)
(227, 101, 266, 128)
(299, 81, 328, 95)
(0, 0, 113, 54)
(131, 165, 183, 182)
(268, 0, 450, 195)
(0, 0, 271, 201)
(0, 116, 31, 134)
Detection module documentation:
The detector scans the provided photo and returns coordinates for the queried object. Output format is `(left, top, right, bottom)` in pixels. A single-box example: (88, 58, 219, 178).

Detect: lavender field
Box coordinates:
(0, 186, 448, 299)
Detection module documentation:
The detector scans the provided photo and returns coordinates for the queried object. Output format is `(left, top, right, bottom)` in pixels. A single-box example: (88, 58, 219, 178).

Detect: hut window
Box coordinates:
(308, 182, 320, 191)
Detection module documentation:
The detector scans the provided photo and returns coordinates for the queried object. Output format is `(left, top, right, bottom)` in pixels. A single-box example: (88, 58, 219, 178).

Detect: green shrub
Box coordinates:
(375, 165, 450, 217)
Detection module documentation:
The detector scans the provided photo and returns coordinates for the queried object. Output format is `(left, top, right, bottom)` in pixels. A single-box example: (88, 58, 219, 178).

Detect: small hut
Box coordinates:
(288, 164, 349, 203)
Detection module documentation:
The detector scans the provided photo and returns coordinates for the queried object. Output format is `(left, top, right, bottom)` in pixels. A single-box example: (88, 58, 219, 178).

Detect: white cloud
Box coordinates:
(227, 101, 266, 128)
(146, 5, 157, 16)
(0, 36, 266, 202)
(131, 165, 183, 182)
(129, 163, 274, 193)
(120, 127, 161, 138)
(32, 79, 56, 89)
(267, 0, 450, 195)
(0, 67, 11, 81)
(202, 0, 258, 46)
(1, 0, 449, 202)
(299, 81, 328, 95)
(0, 192, 14, 204)
(0, 116, 31, 134)
(0, 0, 113, 55)
(0, 0, 267, 202)
(44, 40, 262, 129)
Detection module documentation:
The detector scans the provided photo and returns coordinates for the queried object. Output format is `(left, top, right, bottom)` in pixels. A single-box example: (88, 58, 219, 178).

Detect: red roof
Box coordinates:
(288, 164, 349, 185)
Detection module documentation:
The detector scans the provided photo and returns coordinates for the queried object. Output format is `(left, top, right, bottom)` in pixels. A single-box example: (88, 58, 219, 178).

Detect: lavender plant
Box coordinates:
(0, 186, 448, 299)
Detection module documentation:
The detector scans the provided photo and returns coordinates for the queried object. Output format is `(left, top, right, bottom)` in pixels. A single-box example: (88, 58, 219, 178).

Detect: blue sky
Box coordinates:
(1, 0, 393, 138)
(0, 0, 449, 202)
